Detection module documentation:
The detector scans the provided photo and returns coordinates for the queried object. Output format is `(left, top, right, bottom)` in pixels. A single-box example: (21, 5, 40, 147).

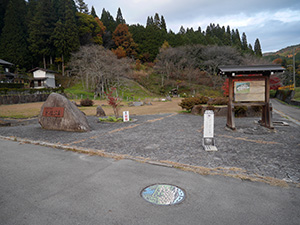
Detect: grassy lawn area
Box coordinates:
(293, 87, 300, 101)
(0, 98, 183, 118)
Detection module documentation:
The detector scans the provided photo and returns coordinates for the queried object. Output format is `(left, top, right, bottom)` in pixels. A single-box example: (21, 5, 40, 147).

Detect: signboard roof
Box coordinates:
(218, 65, 285, 76)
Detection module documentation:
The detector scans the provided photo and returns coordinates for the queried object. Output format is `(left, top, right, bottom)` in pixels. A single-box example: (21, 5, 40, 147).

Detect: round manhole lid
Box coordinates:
(141, 184, 185, 205)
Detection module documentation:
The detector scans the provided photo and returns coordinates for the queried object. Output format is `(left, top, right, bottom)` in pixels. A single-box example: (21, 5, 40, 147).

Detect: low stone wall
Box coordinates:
(274, 90, 300, 106)
(0, 94, 50, 105)
(275, 90, 294, 103)
(191, 105, 262, 117)
(290, 100, 300, 106)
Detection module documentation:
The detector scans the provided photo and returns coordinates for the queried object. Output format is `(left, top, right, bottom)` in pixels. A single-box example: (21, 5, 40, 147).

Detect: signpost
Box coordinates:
(202, 110, 217, 151)
(123, 111, 130, 122)
(218, 65, 285, 130)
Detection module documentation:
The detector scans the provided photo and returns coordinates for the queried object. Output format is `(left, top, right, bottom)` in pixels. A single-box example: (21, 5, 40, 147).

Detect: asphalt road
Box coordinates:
(0, 138, 299, 225)
(271, 99, 300, 124)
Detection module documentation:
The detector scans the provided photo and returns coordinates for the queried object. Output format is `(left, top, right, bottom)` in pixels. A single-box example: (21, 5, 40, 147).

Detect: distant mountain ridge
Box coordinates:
(263, 44, 300, 58)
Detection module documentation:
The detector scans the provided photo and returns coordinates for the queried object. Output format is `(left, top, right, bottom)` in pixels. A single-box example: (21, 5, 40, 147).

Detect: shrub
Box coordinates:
(234, 106, 247, 117)
(104, 87, 122, 118)
(80, 98, 94, 106)
(179, 96, 209, 111)
(270, 89, 277, 98)
(209, 97, 228, 105)
(251, 105, 262, 112)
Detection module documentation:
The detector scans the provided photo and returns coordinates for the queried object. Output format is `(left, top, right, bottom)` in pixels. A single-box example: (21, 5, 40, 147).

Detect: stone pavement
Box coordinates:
(0, 108, 299, 185)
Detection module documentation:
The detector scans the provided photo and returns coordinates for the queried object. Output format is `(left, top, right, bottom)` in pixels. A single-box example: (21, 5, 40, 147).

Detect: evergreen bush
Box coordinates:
(80, 98, 94, 106)
(234, 106, 248, 117)
(179, 96, 209, 111)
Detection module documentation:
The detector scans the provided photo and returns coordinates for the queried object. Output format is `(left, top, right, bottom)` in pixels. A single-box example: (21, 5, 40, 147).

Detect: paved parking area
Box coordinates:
(0, 109, 299, 184)
(1, 138, 299, 225)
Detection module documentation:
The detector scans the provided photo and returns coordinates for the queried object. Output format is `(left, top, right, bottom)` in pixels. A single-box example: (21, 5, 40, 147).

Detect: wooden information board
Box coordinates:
(42, 107, 64, 117)
(234, 80, 265, 102)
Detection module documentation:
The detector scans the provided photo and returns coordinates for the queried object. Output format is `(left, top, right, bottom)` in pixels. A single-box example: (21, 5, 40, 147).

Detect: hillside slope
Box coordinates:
(263, 44, 300, 61)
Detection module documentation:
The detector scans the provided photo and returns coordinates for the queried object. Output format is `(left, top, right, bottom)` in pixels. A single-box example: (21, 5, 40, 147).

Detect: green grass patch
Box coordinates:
(293, 87, 300, 101)
(117, 77, 158, 100)
(64, 83, 94, 99)
(99, 116, 123, 122)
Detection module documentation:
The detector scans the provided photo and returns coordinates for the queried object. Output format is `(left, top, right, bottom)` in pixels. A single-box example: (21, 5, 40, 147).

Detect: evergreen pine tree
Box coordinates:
(154, 13, 160, 27)
(28, 0, 56, 68)
(0, 0, 29, 68)
(160, 15, 167, 32)
(146, 16, 154, 27)
(254, 38, 262, 57)
(101, 8, 117, 32)
(0, 0, 10, 35)
(231, 29, 242, 49)
(52, 0, 79, 75)
(241, 32, 248, 51)
(116, 7, 126, 24)
(248, 44, 254, 54)
(179, 26, 186, 34)
(91, 6, 98, 18)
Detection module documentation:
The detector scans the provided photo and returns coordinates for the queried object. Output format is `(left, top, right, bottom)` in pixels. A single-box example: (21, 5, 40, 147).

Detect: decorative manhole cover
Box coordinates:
(141, 184, 185, 205)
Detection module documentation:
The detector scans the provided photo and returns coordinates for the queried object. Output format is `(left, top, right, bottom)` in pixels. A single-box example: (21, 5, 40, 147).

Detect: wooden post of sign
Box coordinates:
(227, 76, 235, 130)
(265, 75, 273, 129)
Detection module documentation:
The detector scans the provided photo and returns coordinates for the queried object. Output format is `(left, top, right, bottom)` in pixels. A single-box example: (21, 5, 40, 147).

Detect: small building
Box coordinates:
(30, 68, 57, 88)
(0, 59, 28, 86)
(0, 59, 15, 83)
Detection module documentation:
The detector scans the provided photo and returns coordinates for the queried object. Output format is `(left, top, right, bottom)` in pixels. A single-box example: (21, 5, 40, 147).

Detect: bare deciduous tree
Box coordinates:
(69, 45, 132, 97)
(155, 44, 272, 89)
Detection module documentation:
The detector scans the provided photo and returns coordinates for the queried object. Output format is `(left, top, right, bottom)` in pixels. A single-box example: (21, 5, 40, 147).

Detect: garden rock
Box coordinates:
(96, 105, 106, 117)
(166, 96, 172, 101)
(39, 93, 91, 132)
(128, 102, 144, 107)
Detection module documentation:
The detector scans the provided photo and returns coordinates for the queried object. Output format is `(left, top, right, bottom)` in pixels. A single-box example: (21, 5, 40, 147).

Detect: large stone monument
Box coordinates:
(39, 93, 91, 132)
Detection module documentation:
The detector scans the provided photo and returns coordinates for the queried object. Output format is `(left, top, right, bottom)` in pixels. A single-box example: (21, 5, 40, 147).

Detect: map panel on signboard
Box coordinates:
(234, 80, 265, 102)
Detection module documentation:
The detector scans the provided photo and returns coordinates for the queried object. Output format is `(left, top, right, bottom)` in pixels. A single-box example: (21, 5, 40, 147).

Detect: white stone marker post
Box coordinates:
(202, 110, 217, 151)
(123, 111, 130, 122)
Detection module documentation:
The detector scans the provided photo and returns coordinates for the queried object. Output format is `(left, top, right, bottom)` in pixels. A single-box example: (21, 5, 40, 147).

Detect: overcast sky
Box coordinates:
(85, 0, 300, 53)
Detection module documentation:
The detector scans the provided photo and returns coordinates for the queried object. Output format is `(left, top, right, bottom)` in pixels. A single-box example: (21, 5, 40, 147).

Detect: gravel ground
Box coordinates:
(0, 112, 299, 183)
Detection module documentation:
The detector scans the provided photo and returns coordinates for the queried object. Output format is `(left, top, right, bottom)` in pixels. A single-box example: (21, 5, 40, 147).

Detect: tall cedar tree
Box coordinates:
(254, 38, 262, 57)
(0, 0, 10, 35)
(160, 16, 167, 32)
(112, 24, 137, 58)
(101, 9, 117, 33)
(241, 32, 248, 51)
(146, 16, 154, 27)
(154, 13, 160, 27)
(28, 0, 56, 68)
(116, 8, 126, 25)
(0, 0, 29, 68)
(91, 6, 98, 18)
(52, 0, 80, 75)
